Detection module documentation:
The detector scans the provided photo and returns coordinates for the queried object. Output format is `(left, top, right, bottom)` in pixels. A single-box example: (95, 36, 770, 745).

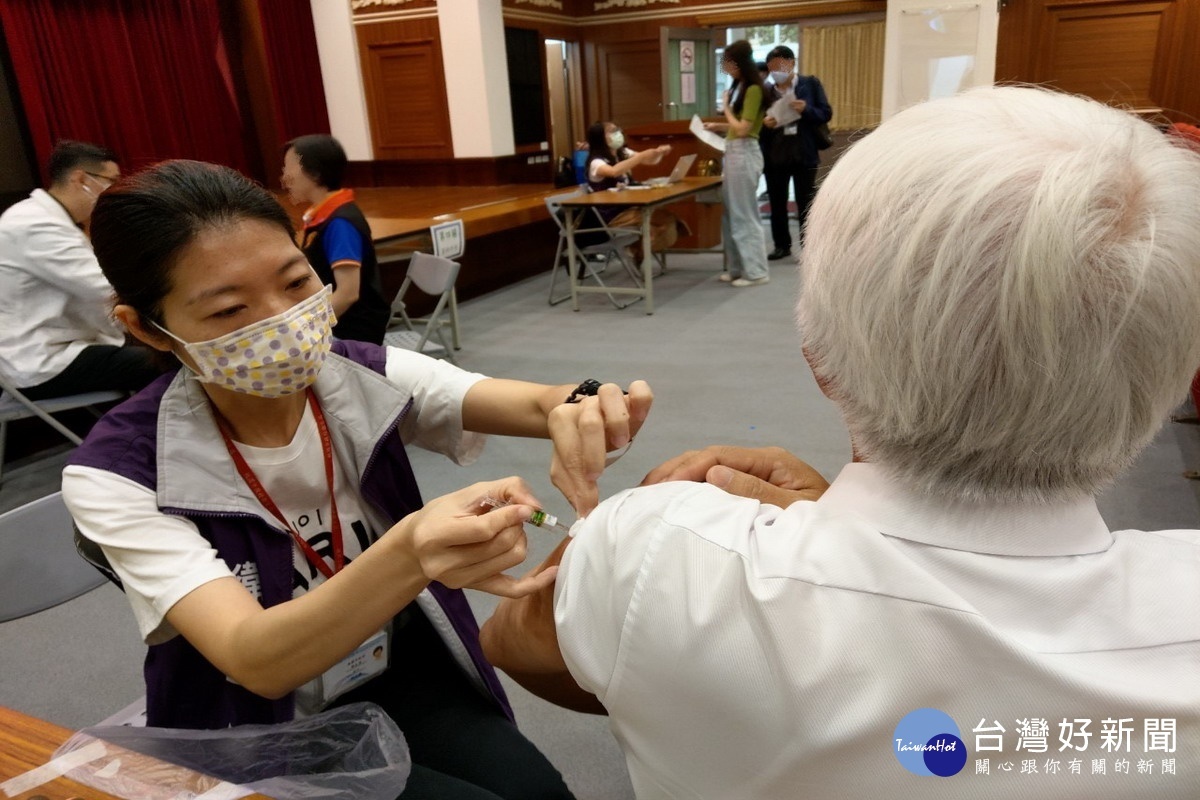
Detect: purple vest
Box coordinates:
(68, 341, 513, 729)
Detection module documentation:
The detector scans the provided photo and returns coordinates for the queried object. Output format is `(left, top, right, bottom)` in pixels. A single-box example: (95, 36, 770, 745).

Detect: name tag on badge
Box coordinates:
(783, 123, 798, 136)
(317, 629, 389, 706)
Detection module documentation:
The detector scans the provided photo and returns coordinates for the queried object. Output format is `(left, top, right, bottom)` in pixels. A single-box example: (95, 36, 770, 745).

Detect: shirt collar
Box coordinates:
(302, 188, 356, 230)
(32, 188, 85, 230)
(815, 462, 1113, 557)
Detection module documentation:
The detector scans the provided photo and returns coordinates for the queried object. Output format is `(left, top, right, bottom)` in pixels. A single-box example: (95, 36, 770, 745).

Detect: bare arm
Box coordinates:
(328, 261, 362, 317)
(590, 146, 671, 180)
(462, 379, 654, 513)
(166, 478, 554, 699)
(480, 538, 606, 714)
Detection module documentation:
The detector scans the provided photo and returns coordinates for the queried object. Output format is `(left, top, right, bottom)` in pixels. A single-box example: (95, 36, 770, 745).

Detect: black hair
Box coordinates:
(90, 160, 295, 326)
(757, 61, 769, 74)
(47, 140, 117, 186)
(722, 40, 765, 116)
(585, 121, 617, 167)
(766, 45, 796, 63)
(284, 134, 348, 190)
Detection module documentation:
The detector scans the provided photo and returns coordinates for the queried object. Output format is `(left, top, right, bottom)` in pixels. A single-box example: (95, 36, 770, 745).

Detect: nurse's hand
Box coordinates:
(641, 445, 830, 507)
(548, 380, 653, 515)
(391, 477, 558, 598)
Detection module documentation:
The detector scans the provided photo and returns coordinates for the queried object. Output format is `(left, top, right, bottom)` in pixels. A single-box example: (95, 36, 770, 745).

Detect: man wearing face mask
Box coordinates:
(762, 46, 832, 261)
(0, 140, 159, 400)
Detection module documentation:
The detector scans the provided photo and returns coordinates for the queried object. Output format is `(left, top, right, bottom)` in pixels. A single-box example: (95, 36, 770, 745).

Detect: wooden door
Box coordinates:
(996, 0, 1200, 121)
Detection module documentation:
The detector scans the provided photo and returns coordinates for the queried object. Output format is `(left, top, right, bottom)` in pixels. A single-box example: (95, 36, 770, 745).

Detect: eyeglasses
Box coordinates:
(84, 171, 118, 190)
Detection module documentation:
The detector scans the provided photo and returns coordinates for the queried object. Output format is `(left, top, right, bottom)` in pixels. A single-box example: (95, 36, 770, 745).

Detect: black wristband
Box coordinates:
(565, 378, 603, 404)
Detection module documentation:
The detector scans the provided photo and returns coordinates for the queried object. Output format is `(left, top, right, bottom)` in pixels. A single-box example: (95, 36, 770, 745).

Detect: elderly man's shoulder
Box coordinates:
(578, 480, 822, 551)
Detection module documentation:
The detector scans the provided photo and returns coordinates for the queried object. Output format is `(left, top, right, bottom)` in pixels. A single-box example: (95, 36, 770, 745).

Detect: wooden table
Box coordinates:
(0, 706, 269, 800)
(559, 176, 723, 314)
(367, 216, 435, 245)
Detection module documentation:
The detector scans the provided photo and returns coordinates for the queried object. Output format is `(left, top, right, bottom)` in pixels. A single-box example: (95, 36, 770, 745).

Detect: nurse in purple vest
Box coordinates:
(63, 160, 652, 800)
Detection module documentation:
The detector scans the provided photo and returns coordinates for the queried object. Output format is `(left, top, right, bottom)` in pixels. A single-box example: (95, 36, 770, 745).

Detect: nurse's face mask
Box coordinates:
(154, 286, 334, 399)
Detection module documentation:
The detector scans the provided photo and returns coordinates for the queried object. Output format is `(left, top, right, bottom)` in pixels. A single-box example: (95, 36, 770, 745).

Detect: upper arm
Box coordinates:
(385, 347, 489, 461)
(553, 486, 669, 701)
(589, 158, 617, 181)
(25, 221, 114, 302)
(321, 217, 364, 268)
(806, 78, 833, 123)
(62, 466, 238, 644)
(740, 85, 763, 122)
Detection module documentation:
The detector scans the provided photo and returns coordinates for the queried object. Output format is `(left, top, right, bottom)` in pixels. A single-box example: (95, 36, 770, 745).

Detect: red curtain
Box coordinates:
(256, 0, 330, 143)
(0, 0, 253, 183)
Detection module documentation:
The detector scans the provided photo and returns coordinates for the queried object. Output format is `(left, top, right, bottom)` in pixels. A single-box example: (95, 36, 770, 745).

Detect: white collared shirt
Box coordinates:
(0, 189, 123, 387)
(555, 463, 1200, 798)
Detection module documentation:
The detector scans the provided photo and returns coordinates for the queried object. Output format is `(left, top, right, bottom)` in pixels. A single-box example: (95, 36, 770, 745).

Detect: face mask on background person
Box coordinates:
(607, 131, 625, 150)
(154, 286, 335, 399)
(771, 71, 792, 85)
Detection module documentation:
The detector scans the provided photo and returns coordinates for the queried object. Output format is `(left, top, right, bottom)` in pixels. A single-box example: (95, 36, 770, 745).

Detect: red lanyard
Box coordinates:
(216, 390, 344, 580)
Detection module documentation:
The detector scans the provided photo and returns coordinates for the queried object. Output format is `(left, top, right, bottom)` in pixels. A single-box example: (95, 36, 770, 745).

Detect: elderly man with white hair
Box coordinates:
(481, 86, 1200, 799)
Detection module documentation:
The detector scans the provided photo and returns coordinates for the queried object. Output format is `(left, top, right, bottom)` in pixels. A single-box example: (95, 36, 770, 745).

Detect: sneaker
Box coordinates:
(718, 272, 738, 282)
(731, 276, 770, 287)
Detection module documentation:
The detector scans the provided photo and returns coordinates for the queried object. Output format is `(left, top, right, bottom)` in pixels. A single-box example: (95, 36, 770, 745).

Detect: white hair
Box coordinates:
(798, 86, 1200, 501)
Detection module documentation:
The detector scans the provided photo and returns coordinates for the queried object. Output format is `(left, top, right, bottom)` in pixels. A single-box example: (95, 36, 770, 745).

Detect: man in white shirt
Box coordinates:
(0, 140, 158, 399)
(480, 87, 1200, 799)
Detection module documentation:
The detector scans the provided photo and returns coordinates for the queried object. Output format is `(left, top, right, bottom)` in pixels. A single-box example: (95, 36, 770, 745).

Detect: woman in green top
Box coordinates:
(705, 40, 770, 286)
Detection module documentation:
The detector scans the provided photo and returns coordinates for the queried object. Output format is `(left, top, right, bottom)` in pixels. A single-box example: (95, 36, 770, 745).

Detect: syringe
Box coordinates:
(479, 495, 571, 534)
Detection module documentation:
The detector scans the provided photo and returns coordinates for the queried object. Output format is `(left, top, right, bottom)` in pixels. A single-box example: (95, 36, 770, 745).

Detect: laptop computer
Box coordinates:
(644, 153, 697, 187)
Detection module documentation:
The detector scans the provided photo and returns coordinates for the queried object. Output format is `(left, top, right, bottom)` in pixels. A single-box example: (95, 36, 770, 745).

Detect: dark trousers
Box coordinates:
(20, 344, 162, 400)
(765, 164, 818, 251)
(334, 606, 575, 800)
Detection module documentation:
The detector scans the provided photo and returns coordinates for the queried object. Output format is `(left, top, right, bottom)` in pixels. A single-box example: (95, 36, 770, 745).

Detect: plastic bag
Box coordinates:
(50, 702, 409, 800)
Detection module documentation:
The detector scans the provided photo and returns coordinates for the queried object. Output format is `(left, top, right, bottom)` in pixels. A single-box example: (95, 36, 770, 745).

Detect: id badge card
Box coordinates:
(316, 628, 389, 708)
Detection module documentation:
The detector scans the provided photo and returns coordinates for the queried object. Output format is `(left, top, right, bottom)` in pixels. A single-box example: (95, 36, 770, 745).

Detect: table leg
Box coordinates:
(566, 208, 581, 312)
(641, 209, 654, 314)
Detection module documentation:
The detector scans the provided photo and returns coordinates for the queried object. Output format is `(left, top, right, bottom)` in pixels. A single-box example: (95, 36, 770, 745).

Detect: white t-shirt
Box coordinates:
(555, 464, 1200, 799)
(62, 348, 486, 646)
(588, 148, 634, 185)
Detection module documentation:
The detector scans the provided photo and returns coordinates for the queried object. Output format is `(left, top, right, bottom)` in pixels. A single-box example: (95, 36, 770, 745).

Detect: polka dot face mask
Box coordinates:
(155, 286, 334, 398)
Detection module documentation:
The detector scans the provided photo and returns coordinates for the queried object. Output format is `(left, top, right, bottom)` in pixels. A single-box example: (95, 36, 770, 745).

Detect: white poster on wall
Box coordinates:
(898, 4, 980, 109)
(681, 72, 696, 104)
(680, 40, 695, 73)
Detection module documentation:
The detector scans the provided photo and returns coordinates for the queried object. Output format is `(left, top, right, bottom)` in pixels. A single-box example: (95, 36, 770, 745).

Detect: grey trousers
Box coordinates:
(720, 137, 768, 280)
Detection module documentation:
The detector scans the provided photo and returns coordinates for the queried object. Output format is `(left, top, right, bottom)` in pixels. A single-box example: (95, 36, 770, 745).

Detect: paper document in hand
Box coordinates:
(690, 114, 726, 153)
(768, 93, 802, 127)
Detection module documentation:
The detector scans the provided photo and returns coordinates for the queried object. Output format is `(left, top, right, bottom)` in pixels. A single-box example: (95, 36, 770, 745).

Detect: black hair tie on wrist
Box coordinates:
(565, 379, 604, 404)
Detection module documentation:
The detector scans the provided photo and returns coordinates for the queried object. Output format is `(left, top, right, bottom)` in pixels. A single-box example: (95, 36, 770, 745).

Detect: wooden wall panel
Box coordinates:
(1035, 0, 1171, 109)
(997, 0, 1198, 121)
(356, 19, 453, 159)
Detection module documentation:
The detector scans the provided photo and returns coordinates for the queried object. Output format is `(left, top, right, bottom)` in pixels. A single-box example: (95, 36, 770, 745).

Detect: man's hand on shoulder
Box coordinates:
(641, 445, 830, 507)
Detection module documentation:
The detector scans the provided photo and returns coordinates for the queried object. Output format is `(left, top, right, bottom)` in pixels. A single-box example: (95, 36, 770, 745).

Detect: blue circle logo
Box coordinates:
(893, 708, 967, 777)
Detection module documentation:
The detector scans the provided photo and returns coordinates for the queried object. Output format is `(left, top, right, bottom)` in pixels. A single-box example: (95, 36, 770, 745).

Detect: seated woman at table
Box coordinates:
(585, 121, 689, 258)
(282, 134, 390, 345)
(63, 159, 653, 799)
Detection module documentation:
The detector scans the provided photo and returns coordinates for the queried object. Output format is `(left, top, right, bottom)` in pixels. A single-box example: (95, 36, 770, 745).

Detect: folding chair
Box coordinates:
(545, 191, 643, 309)
(0, 374, 123, 481)
(384, 252, 460, 363)
(0, 492, 107, 622)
